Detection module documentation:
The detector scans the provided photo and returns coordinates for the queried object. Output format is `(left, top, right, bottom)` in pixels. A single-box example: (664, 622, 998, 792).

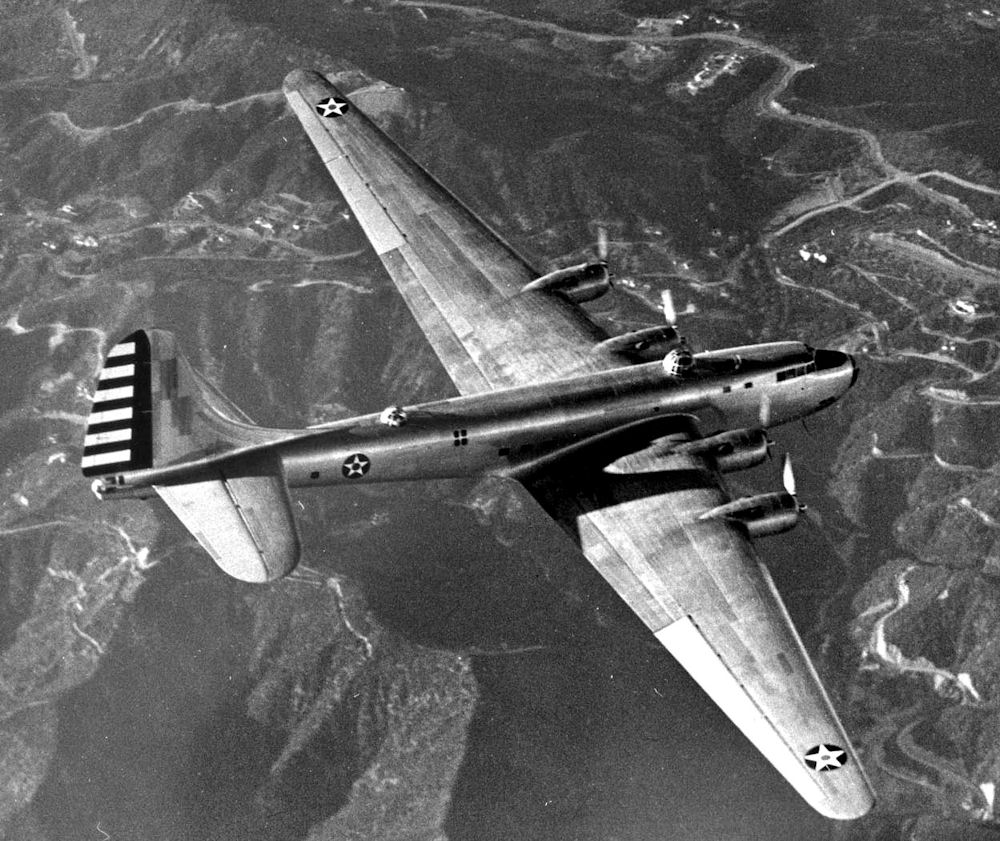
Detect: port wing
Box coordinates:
(283, 69, 615, 393)
(284, 68, 875, 819)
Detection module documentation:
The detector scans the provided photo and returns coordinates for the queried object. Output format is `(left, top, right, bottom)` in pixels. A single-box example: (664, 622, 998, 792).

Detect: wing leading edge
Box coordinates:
(283, 68, 875, 819)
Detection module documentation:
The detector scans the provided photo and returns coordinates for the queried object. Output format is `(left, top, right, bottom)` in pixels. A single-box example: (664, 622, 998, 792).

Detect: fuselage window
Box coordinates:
(744, 381, 753, 389)
(722, 385, 732, 394)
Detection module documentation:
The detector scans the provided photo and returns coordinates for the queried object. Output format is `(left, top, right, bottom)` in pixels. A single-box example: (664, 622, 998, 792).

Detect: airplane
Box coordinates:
(79, 68, 875, 820)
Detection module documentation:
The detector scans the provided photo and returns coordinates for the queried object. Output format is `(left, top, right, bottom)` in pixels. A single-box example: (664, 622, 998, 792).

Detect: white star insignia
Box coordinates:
(804, 744, 847, 772)
(316, 97, 349, 118)
(342, 453, 370, 478)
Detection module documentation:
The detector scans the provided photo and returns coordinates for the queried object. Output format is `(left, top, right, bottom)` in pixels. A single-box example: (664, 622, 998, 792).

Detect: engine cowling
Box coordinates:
(522, 262, 611, 304)
(595, 325, 681, 361)
(699, 492, 799, 538)
(671, 428, 770, 472)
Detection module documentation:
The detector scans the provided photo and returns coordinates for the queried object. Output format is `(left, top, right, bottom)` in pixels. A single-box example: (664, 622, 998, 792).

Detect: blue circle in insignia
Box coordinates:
(342, 453, 370, 478)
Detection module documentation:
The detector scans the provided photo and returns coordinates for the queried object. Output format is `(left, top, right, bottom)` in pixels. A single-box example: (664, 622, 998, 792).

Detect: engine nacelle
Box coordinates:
(699, 492, 799, 538)
(595, 325, 680, 361)
(522, 262, 611, 304)
(672, 428, 770, 473)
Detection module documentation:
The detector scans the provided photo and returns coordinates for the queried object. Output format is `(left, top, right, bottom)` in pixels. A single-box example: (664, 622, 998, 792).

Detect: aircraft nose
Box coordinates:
(813, 348, 851, 372)
(813, 348, 858, 389)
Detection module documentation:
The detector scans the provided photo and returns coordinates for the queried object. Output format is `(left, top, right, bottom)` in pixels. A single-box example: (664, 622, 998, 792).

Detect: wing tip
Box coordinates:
(806, 761, 876, 821)
(211, 545, 299, 584)
(820, 800, 876, 821)
(283, 67, 316, 92)
(283, 68, 347, 98)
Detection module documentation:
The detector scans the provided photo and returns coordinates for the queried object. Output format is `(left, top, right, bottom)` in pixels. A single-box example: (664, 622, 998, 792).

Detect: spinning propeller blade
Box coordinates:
(758, 395, 777, 459)
(782, 453, 797, 498)
(758, 393, 771, 429)
(662, 288, 677, 327)
(596, 225, 609, 263)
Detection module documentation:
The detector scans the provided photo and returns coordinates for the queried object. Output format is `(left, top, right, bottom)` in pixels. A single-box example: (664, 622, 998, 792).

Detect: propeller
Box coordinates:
(758, 393, 771, 428)
(782, 453, 796, 496)
(596, 224, 609, 263)
(783, 453, 807, 511)
(659, 286, 694, 376)
(584, 223, 612, 287)
(590, 222, 647, 292)
(758, 395, 777, 460)
(662, 288, 677, 327)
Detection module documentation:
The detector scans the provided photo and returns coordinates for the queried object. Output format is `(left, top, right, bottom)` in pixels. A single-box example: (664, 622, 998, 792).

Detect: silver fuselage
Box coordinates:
(98, 341, 856, 497)
(269, 342, 857, 487)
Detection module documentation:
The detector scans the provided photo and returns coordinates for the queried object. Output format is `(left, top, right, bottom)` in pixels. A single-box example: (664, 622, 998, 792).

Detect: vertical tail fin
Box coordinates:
(83, 329, 281, 479)
(81, 330, 155, 476)
(83, 330, 300, 583)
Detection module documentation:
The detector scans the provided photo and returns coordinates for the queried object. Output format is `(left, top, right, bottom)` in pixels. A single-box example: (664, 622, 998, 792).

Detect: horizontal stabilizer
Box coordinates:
(155, 451, 300, 583)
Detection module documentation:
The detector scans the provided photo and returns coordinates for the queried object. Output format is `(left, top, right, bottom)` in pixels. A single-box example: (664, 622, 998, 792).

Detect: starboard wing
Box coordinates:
(525, 446, 875, 820)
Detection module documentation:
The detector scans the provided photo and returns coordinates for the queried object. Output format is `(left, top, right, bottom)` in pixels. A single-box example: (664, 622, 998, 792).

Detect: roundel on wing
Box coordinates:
(316, 97, 349, 118)
(804, 744, 848, 772)
(342, 453, 371, 478)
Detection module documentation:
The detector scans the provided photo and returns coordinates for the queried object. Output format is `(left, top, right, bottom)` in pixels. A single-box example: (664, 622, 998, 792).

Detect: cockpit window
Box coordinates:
(813, 349, 845, 371)
(776, 363, 815, 382)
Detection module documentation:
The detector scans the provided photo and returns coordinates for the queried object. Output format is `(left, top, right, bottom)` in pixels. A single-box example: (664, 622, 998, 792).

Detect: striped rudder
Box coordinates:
(81, 331, 153, 476)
